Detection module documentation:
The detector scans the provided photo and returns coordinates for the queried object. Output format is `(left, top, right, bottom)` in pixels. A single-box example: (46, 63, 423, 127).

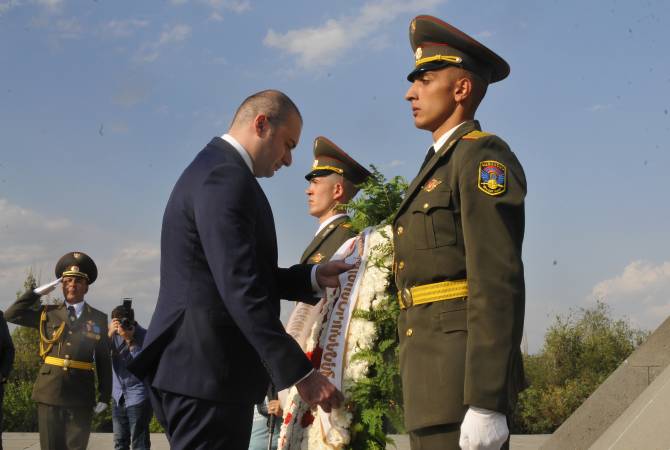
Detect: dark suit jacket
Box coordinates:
(130, 137, 316, 404)
(5, 291, 112, 406)
(0, 311, 14, 382)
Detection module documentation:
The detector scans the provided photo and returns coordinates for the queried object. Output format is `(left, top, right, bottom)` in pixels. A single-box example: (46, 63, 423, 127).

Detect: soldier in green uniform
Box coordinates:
(5, 252, 112, 450)
(301, 136, 371, 264)
(393, 15, 526, 450)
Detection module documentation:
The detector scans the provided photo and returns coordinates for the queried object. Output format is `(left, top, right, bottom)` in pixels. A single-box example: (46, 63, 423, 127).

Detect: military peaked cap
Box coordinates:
(407, 15, 510, 83)
(55, 251, 98, 284)
(305, 136, 371, 185)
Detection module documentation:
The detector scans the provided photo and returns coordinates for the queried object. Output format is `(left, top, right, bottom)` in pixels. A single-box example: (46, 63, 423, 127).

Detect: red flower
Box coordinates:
(305, 345, 323, 369)
(301, 410, 315, 428)
(284, 412, 293, 425)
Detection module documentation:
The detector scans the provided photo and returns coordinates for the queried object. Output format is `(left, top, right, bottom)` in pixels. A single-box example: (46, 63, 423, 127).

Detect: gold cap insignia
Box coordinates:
(311, 253, 324, 263)
(424, 178, 443, 192)
(312, 159, 318, 168)
(415, 47, 422, 61)
(69, 265, 80, 273)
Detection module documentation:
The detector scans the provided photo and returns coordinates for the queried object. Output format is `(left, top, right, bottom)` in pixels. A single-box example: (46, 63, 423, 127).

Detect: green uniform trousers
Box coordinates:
(38, 403, 93, 450)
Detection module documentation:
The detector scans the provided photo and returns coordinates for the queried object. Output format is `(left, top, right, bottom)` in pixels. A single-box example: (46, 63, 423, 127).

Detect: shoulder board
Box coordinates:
(462, 130, 493, 141)
(340, 222, 352, 229)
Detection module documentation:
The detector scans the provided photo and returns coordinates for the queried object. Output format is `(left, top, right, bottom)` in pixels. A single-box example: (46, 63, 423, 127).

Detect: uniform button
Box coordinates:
(328, 224, 335, 229)
(406, 328, 413, 337)
(423, 202, 429, 209)
(66, 342, 71, 346)
(68, 331, 73, 335)
(65, 355, 70, 359)
(397, 226, 404, 236)
(398, 261, 405, 270)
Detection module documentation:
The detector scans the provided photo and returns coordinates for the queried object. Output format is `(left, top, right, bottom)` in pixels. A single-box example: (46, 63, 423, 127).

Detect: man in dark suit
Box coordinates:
(5, 252, 112, 450)
(393, 16, 526, 450)
(129, 90, 346, 450)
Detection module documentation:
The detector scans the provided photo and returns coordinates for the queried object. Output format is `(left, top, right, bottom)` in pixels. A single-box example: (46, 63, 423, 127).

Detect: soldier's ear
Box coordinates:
(332, 181, 345, 201)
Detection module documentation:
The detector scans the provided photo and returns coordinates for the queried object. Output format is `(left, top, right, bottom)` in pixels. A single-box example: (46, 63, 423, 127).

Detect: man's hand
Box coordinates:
(459, 406, 508, 450)
(295, 371, 344, 413)
(33, 278, 62, 296)
(268, 399, 283, 417)
(93, 402, 108, 414)
(315, 260, 354, 289)
(108, 319, 119, 338)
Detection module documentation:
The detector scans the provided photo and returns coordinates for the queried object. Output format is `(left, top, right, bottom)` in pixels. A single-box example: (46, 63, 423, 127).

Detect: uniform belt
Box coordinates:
(44, 356, 94, 371)
(400, 279, 468, 309)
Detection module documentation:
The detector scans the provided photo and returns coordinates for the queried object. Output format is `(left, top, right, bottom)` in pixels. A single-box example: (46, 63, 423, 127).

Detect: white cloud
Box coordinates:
(590, 260, 670, 332)
(0, 1, 20, 16)
(104, 18, 149, 38)
(135, 24, 191, 63)
(54, 17, 82, 39)
(35, 0, 61, 10)
(588, 104, 613, 112)
(264, 0, 444, 70)
(113, 74, 152, 106)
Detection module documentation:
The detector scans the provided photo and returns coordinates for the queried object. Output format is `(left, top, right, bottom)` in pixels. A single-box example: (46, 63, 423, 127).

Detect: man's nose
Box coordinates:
(405, 83, 417, 101)
(283, 150, 292, 167)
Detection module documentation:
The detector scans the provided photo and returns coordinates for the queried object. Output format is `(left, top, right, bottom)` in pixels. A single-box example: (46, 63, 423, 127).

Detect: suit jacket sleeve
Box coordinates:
(4, 290, 42, 328)
(0, 312, 15, 379)
(459, 136, 526, 413)
(193, 164, 313, 390)
(95, 312, 112, 404)
(277, 265, 320, 305)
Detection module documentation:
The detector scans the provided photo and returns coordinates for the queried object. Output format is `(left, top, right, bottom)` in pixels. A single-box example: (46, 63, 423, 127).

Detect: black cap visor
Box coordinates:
(305, 168, 340, 181)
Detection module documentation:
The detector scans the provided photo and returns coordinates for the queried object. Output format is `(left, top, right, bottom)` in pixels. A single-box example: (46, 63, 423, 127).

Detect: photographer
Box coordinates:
(108, 300, 152, 450)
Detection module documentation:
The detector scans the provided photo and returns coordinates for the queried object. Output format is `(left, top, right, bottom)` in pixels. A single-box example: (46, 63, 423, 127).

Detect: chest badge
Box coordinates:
(424, 178, 443, 192)
(310, 253, 324, 263)
(478, 160, 507, 196)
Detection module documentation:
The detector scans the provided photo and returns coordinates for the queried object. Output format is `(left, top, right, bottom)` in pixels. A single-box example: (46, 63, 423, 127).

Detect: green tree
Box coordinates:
(512, 301, 649, 434)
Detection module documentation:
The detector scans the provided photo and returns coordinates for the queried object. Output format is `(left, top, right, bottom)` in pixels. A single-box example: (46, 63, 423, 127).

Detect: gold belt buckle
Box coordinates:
(401, 288, 413, 308)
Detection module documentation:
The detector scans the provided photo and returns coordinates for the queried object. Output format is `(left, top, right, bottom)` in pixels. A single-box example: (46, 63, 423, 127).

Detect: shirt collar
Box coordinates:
(221, 134, 254, 174)
(316, 213, 348, 236)
(433, 121, 466, 152)
(66, 300, 85, 318)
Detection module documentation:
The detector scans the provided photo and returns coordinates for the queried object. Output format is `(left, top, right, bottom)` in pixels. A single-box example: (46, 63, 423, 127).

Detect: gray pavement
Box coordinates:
(3, 433, 550, 449)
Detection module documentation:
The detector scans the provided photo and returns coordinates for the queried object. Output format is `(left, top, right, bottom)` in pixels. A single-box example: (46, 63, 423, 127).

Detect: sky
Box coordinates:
(1, 0, 669, 353)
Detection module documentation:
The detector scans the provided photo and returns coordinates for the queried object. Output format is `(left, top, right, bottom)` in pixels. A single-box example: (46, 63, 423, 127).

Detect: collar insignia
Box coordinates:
(424, 178, 443, 192)
(311, 253, 324, 263)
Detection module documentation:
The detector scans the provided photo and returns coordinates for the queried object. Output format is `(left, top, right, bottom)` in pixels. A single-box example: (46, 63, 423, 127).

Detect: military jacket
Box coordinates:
(300, 215, 356, 264)
(5, 291, 112, 407)
(393, 120, 526, 431)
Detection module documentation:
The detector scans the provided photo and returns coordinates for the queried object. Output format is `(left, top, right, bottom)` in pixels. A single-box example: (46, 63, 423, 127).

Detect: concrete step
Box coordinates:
(2, 433, 550, 449)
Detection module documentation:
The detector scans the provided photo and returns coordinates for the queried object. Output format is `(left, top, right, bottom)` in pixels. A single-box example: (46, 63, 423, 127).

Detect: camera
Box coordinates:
(112, 298, 135, 331)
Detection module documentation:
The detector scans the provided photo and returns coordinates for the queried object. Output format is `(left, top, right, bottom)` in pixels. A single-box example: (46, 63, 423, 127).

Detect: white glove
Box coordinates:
(33, 278, 62, 296)
(459, 406, 508, 450)
(93, 402, 108, 414)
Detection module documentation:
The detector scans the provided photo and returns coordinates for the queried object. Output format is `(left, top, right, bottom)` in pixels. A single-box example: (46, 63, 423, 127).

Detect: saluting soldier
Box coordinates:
(393, 16, 526, 450)
(5, 252, 112, 450)
(301, 136, 371, 264)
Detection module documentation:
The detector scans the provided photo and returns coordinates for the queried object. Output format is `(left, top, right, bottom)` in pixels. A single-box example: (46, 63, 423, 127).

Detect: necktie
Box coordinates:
(67, 306, 76, 322)
(419, 146, 435, 172)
